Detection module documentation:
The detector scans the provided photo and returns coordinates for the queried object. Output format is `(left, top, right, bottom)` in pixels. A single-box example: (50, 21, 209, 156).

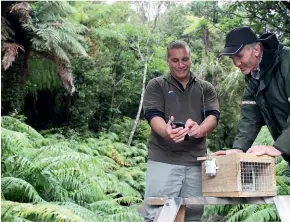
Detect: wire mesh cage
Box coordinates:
(240, 161, 274, 192)
(199, 153, 276, 197)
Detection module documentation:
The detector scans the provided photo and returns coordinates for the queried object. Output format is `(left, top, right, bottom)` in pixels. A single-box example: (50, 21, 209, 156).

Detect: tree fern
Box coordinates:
(19, 1, 88, 94)
(25, 58, 63, 94)
(1, 43, 25, 71)
(1, 16, 15, 41)
(9, 2, 32, 24)
(34, 1, 77, 19)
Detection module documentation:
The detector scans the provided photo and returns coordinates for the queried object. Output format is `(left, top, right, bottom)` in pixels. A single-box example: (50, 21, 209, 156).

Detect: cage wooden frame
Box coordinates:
(198, 153, 276, 197)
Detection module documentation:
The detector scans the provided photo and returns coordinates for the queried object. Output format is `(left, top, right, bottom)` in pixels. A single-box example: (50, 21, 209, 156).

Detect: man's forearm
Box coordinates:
(199, 115, 217, 137)
(150, 117, 168, 139)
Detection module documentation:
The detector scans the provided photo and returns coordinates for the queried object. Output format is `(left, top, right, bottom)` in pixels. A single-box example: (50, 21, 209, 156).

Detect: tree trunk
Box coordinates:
(110, 76, 116, 120)
(127, 58, 148, 146)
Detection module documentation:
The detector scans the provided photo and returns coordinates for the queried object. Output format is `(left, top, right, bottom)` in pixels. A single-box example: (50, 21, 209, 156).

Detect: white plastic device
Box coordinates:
(205, 158, 218, 176)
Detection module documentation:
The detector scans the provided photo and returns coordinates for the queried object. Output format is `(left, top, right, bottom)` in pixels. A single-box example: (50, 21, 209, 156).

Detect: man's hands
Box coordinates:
(165, 116, 189, 143)
(212, 145, 282, 157)
(247, 145, 282, 156)
(163, 116, 215, 143)
(185, 118, 203, 138)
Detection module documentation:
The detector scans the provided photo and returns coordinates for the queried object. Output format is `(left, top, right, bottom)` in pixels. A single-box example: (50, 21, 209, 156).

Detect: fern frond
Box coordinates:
(2, 201, 85, 222)
(34, 1, 77, 20)
(9, 2, 32, 24)
(1, 116, 44, 141)
(70, 180, 101, 205)
(32, 141, 74, 160)
(2, 177, 44, 203)
(53, 202, 102, 222)
(243, 204, 279, 222)
(57, 28, 87, 56)
(2, 43, 25, 70)
(136, 143, 148, 151)
(37, 171, 70, 202)
(1, 202, 33, 222)
(115, 196, 143, 205)
(113, 181, 142, 198)
(52, 58, 75, 94)
(276, 176, 290, 195)
(1, 128, 34, 157)
(89, 199, 120, 214)
(114, 167, 145, 192)
(3, 155, 35, 177)
(93, 155, 119, 170)
(75, 143, 94, 155)
(103, 211, 143, 222)
(276, 160, 290, 176)
(1, 17, 15, 41)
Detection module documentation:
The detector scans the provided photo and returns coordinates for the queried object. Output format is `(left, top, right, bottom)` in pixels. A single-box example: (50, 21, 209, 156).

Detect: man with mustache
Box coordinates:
(213, 26, 290, 164)
(143, 40, 219, 221)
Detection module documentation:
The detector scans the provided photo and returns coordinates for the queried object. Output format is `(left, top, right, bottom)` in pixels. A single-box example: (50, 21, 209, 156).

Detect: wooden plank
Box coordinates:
(198, 153, 275, 161)
(273, 196, 290, 222)
(147, 197, 170, 205)
(237, 153, 275, 161)
(203, 191, 276, 197)
(153, 198, 182, 222)
(175, 205, 185, 222)
(146, 196, 274, 205)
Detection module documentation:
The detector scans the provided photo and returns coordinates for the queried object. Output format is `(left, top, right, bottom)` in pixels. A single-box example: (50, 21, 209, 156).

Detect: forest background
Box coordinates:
(1, 1, 290, 221)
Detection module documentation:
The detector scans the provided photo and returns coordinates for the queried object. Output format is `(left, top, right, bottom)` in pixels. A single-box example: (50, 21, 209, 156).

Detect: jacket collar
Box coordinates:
(259, 33, 281, 76)
(163, 71, 196, 91)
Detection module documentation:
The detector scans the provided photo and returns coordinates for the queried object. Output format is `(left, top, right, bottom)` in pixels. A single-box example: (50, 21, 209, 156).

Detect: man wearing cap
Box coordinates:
(213, 26, 290, 163)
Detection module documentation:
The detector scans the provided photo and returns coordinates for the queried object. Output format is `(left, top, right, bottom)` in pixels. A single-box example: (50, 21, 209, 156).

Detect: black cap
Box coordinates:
(220, 26, 258, 56)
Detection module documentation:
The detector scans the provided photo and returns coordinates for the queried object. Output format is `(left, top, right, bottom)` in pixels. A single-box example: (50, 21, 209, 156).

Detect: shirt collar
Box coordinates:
(164, 72, 196, 90)
(251, 51, 263, 80)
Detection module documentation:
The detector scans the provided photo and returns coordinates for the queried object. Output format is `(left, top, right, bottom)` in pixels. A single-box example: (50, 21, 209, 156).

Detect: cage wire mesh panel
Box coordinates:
(240, 161, 274, 192)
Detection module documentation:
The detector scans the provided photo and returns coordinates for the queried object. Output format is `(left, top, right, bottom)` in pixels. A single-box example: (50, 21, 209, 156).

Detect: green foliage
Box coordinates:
(2, 177, 44, 203)
(2, 200, 88, 222)
(109, 116, 150, 144)
(228, 2, 290, 39)
(25, 2, 87, 62)
(1, 53, 25, 115)
(1, 116, 145, 221)
(25, 58, 63, 95)
(253, 126, 274, 146)
(1, 116, 44, 140)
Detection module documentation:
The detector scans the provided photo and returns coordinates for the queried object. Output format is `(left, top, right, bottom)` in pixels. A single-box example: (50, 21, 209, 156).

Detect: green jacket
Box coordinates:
(233, 33, 290, 162)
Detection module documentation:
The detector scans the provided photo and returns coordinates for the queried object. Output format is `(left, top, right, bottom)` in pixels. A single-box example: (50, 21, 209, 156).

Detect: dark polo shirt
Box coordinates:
(143, 72, 219, 166)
